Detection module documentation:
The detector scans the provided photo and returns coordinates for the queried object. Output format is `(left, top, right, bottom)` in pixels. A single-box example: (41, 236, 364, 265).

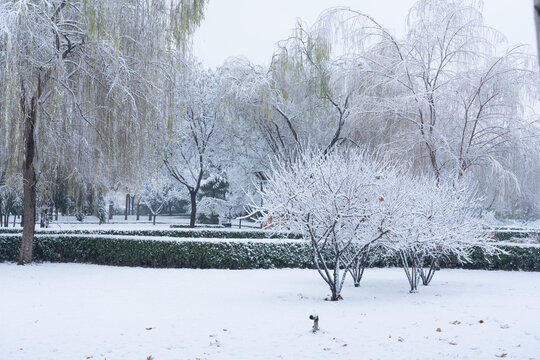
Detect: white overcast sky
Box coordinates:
(193, 0, 536, 69)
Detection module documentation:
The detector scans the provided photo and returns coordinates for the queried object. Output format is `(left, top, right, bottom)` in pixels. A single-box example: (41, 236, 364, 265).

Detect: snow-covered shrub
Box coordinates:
(255, 148, 499, 295)
(384, 178, 496, 292)
(254, 150, 399, 300)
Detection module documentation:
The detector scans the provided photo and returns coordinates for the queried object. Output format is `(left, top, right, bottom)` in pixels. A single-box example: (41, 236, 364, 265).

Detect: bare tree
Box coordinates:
(164, 63, 222, 228)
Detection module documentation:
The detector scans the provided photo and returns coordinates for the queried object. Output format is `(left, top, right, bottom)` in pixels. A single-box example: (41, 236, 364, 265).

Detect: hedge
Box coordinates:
(493, 231, 540, 242)
(0, 228, 302, 239)
(4, 227, 538, 242)
(0, 235, 313, 269)
(1, 234, 540, 271)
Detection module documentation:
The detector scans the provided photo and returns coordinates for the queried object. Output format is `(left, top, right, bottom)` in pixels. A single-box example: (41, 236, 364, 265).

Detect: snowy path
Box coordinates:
(1, 264, 539, 360)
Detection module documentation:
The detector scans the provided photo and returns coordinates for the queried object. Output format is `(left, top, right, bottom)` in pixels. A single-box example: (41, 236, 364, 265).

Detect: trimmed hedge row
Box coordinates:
(0, 235, 313, 269)
(3, 228, 538, 242)
(1, 234, 540, 271)
(0, 228, 302, 239)
(493, 231, 539, 242)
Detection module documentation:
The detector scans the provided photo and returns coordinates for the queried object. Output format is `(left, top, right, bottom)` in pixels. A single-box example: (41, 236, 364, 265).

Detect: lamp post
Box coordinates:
(254, 171, 269, 206)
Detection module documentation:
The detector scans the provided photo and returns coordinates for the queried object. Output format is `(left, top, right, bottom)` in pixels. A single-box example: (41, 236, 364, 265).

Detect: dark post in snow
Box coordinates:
(309, 314, 319, 333)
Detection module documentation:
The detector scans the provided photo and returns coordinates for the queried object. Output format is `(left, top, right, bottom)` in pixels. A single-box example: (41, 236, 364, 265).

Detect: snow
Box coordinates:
(0, 233, 302, 244)
(4, 215, 261, 232)
(1, 263, 539, 360)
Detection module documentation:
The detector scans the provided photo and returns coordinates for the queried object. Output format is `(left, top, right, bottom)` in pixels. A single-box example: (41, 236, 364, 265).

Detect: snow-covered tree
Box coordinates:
(0, 0, 207, 263)
(276, 1, 539, 215)
(163, 62, 224, 228)
(383, 177, 495, 292)
(138, 176, 178, 226)
(254, 149, 399, 300)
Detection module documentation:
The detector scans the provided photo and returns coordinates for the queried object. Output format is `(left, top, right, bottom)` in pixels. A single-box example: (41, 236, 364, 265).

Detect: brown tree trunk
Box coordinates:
(108, 202, 113, 220)
(136, 202, 140, 221)
(125, 194, 129, 220)
(534, 0, 540, 63)
(189, 191, 197, 228)
(19, 96, 38, 265)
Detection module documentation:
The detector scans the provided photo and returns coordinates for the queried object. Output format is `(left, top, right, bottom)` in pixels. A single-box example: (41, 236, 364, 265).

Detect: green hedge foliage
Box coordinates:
(0, 235, 312, 269)
(1, 234, 540, 270)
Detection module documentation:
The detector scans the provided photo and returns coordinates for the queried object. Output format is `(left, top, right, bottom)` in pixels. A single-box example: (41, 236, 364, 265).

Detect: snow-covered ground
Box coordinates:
(1, 263, 539, 360)
(2, 214, 260, 231)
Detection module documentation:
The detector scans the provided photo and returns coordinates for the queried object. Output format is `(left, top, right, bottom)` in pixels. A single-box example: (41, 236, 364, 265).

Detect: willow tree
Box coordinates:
(0, 0, 207, 264)
(226, 15, 370, 164)
(307, 1, 539, 214)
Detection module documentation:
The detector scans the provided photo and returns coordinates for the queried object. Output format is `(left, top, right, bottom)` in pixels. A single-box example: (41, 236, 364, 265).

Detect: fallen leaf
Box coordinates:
(323, 348, 331, 351)
(398, 337, 404, 342)
(379, 197, 384, 202)
(436, 328, 442, 332)
(147, 356, 154, 360)
(495, 353, 508, 358)
(342, 344, 348, 347)
(223, 329, 228, 331)
(449, 342, 457, 345)
(451, 320, 461, 325)
(479, 320, 484, 324)
(86, 357, 93, 360)
(145, 327, 153, 330)
(500, 324, 509, 329)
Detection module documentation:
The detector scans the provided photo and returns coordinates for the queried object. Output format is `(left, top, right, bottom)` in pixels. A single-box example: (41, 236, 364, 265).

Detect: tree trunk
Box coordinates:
(153, 214, 156, 225)
(125, 194, 129, 220)
(535, 0, 540, 66)
(189, 190, 197, 228)
(5, 211, 10, 228)
(19, 98, 38, 265)
(0, 197, 3, 227)
(136, 202, 140, 221)
(55, 207, 59, 221)
(108, 202, 113, 220)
